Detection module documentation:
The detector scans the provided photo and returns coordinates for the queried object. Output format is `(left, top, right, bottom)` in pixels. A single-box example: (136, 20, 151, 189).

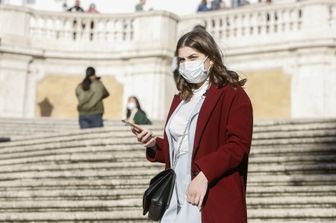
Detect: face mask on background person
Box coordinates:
(127, 102, 137, 110)
(178, 56, 210, 84)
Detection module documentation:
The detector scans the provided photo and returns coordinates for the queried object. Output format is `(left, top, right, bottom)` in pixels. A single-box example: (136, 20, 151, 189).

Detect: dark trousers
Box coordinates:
(79, 113, 104, 129)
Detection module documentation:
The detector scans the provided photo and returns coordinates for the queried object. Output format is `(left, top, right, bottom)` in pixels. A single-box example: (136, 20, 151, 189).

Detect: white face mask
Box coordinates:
(178, 56, 209, 84)
(127, 102, 136, 110)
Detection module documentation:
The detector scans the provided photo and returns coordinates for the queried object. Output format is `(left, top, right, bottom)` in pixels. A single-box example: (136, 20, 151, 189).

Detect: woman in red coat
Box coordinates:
(132, 29, 253, 222)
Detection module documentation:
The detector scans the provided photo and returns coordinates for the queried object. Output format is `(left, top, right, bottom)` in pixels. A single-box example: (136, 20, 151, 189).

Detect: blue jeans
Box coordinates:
(79, 113, 103, 129)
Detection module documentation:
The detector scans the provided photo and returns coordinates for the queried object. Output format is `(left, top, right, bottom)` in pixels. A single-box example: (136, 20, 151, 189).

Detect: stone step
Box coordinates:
(0, 153, 335, 176)
(250, 220, 336, 223)
(0, 199, 141, 211)
(0, 164, 335, 181)
(0, 207, 333, 222)
(247, 196, 336, 208)
(248, 208, 336, 220)
(0, 196, 333, 211)
(1, 119, 335, 143)
(0, 186, 334, 201)
(0, 140, 335, 164)
(0, 149, 335, 168)
(250, 221, 335, 223)
(1, 134, 335, 158)
(253, 129, 336, 140)
(0, 175, 335, 190)
(247, 185, 336, 196)
(0, 117, 334, 127)
(0, 151, 334, 170)
(252, 136, 336, 146)
(2, 124, 335, 145)
(0, 162, 334, 181)
(250, 143, 336, 154)
(0, 210, 333, 223)
(0, 210, 148, 222)
(247, 174, 336, 186)
(1, 120, 334, 136)
(2, 119, 336, 143)
(254, 122, 336, 132)
(0, 118, 162, 125)
(1, 136, 335, 155)
(0, 158, 334, 175)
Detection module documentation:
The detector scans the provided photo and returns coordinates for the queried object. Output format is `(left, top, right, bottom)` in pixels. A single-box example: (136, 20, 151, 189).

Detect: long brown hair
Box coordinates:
(175, 29, 246, 100)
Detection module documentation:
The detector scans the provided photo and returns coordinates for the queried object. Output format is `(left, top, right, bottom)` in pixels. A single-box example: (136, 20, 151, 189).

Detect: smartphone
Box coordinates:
(121, 120, 143, 133)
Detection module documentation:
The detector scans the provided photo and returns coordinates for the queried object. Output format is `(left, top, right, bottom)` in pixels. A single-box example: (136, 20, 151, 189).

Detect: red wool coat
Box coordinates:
(146, 83, 253, 223)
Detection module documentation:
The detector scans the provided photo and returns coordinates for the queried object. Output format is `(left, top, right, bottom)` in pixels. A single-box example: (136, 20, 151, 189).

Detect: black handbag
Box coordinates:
(143, 168, 176, 221)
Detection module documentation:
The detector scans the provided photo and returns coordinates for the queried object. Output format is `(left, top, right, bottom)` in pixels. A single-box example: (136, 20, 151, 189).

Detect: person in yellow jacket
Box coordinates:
(75, 67, 109, 129)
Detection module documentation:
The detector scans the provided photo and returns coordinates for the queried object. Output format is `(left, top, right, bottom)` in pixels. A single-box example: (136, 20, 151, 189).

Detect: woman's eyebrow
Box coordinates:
(178, 53, 198, 60)
(186, 53, 198, 58)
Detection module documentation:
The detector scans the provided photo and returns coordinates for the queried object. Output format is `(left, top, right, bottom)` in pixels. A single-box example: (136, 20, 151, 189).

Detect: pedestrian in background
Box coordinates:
(126, 96, 152, 125)
(67, 0, 84, 12)
(76, 67, 109, 129)
(87, 3, 99, 13)
(135, 0, 146, 12)
(197, 0, 210, 12)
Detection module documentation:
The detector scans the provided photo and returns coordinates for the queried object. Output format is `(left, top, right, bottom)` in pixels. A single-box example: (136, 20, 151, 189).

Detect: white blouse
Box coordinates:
(168, 79, 209, 158)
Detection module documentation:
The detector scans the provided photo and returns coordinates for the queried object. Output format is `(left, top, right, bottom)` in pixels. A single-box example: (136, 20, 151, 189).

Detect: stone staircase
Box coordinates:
(0, 118, 164, 140)
(0, 118, 335, 222)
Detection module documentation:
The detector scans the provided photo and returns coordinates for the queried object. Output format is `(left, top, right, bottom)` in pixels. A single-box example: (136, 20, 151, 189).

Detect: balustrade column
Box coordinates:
(291, 0, 336, 118)
(0, 6, 33, 117)
(301, 0, 330, 37)
(0, 6, 31, 46)
(123, 12, 178, 119)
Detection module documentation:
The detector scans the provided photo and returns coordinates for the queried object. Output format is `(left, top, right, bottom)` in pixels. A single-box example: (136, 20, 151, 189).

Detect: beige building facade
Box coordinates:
(0, 0, 335, 120)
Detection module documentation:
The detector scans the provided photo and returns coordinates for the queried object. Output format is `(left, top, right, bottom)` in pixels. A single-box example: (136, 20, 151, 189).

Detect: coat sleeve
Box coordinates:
(146, 136, 167, 163)
(195, 88, 253, 184)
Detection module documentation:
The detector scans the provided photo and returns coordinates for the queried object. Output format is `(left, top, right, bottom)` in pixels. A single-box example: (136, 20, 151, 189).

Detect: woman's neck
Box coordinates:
(194, 79, 208, 89)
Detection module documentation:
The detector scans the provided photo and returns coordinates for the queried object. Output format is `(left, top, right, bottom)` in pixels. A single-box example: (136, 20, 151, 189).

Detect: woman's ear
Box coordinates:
(208, 60, 214, 70)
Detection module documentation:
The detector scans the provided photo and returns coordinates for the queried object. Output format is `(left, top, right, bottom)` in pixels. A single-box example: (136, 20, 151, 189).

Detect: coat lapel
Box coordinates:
(192, 84, 224, 158)
(165, 94, 181, 128)
(164, 94, 181, 168)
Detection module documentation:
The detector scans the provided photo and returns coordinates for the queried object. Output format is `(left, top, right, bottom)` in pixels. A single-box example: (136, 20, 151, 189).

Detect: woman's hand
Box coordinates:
(131, 126, 156, 148)
(186, 171, 208, 209)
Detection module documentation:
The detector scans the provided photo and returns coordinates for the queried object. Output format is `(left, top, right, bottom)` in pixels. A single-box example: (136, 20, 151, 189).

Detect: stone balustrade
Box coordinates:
(1, 0, 335, 51)
(29, 12, 135, 43)
(0, 5, 178, 52)
(179, 0, 336, 48)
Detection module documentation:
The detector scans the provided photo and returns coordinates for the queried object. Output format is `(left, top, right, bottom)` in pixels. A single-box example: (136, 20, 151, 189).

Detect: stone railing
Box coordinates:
(181, 4, 302, 38)
(0, 0, 335, 52)
(0, 5, 179, 53)
(29, 12, 135, 43)
(179, 0, 336, 47)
